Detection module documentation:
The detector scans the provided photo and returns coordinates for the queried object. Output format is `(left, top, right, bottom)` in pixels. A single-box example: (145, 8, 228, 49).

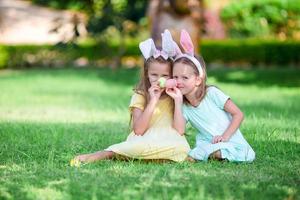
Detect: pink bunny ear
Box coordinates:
(180, 29, 194, 56)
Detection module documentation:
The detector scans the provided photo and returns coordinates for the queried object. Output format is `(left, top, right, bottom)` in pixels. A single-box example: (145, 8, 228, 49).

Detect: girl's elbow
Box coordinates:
(178, 130, 185, 136)
(178, 127, 186, 135)
(173, 124, 185, 135)
(239, 111, 244, 121)
(134, 130, 144, 136)
(133, 126, 145, 136)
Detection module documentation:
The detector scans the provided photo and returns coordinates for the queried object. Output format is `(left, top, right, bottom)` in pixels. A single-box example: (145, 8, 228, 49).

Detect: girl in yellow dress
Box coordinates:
(71, 30, 190, 166)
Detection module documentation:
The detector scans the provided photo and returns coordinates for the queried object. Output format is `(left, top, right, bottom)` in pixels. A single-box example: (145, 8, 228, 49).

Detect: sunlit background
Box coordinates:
(0, 0, 299, 199)
(0, 0, 299, 68)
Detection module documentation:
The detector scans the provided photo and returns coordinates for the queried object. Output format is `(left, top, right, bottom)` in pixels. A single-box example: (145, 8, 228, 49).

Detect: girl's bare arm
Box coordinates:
(131, 99, 157, 135)
(213, 99, 244, 143)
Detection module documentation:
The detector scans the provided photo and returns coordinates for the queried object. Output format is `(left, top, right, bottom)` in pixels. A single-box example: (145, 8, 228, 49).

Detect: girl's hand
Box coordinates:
(166, 87, 183, 103)
(148, 84, 163, 102)
(212, 135, 228, 144)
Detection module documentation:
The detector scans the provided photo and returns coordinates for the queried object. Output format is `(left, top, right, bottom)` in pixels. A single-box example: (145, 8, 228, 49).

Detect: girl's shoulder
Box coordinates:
(206, 86, 227, 98)
(129, 91, 146, 111)
(183, 86, 219, 106)
(206, 85, 221, 94)
(131, 91, 146, 102)
(132, 90, 145, 97)
(206, 86, 230, 109)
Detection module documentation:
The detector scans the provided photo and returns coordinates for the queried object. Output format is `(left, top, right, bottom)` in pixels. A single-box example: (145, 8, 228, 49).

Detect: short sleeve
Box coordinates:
(129, 93, 145, 112)
(207, 87, 230, 109)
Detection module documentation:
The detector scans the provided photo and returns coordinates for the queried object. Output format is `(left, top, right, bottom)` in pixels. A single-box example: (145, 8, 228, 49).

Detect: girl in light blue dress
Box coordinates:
(166, 30, 255, 162)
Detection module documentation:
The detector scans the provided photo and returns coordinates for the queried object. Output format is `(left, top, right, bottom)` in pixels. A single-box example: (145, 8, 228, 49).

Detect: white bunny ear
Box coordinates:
(173, 41, 182, 55)
(139, 38, 157, 59)
(162, 29, 176, 57)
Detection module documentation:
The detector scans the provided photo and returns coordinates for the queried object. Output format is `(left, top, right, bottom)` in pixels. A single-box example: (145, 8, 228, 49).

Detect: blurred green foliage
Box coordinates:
(0, 46, 9, 68)
(1, 39, 299, 69)
(221, 0, 300, 39)
(31, 0, 88, 10)
(31, 0, 147, 35)
(201, 39, 300, 65)
(88, 0, 147, 35)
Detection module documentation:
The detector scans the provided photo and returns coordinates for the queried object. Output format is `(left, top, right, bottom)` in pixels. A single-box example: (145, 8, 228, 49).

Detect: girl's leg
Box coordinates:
(75, 151, 115, 163)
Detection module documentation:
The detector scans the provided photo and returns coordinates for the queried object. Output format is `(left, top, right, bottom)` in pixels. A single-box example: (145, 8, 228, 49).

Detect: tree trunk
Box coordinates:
(148, 0, 203, 54)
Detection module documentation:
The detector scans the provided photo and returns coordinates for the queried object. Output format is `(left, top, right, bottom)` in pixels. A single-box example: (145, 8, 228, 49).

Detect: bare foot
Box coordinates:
(74, 155, 89, 162)
(76, 151, 115, 163)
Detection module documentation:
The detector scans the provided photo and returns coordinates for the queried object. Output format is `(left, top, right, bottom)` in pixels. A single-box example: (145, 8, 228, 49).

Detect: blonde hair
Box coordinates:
(174, 55, 209, 105)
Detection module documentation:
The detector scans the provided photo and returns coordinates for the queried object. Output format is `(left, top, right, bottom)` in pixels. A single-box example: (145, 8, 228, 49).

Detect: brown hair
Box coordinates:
(134, 56, 173, 105)
(174, 55, 209, 105)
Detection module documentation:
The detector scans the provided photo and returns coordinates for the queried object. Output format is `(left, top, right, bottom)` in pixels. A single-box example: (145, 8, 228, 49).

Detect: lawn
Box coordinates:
(0, 67, 299, 200)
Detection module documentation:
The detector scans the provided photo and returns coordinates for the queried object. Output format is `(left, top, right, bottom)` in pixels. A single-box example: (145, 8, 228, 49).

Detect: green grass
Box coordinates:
(0, 67, 299, 200)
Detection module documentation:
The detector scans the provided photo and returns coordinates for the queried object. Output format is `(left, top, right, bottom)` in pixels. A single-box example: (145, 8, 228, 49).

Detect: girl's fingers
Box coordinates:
(165, 89, 170, 95)
(212, 137, 216, 144)
(214, 138, 218, 144)
(150, 84, 160, 90)
(166, 88, 177, 98)
(212, 136, 223, 144)
(152, 85, 160, 90)
(174, 87, 180, 92)
(174, 87, 181, 93)
(150, 85, 162, 94)
(166, 88, 174, 93)
(174, 88, 183, 96)
(218, 136, 223, 143)
(153, 85, 164, 93)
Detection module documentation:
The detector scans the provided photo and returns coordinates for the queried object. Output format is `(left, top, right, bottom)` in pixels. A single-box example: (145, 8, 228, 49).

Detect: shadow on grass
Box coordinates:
(208, 68, 300, 88)
(0, 121, 299, 199)
(1, 67, 300, 89)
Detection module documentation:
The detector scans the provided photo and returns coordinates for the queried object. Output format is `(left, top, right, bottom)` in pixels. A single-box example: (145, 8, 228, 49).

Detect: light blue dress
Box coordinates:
(183, 87, 255, 162)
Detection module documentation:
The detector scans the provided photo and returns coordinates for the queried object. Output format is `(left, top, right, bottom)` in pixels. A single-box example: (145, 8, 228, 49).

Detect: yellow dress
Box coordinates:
(105, 93, 190, 162)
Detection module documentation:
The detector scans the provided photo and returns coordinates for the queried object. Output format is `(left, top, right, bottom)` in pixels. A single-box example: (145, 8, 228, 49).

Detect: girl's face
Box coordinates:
(173, 63, 202, 95)
(147, 61, 171, 85)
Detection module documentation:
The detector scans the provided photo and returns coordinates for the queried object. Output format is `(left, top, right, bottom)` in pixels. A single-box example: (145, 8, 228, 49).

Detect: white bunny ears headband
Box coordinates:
(139, 29, 179, 60)
(139, 29, 203, 77)
(174, 30, 204, 78)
